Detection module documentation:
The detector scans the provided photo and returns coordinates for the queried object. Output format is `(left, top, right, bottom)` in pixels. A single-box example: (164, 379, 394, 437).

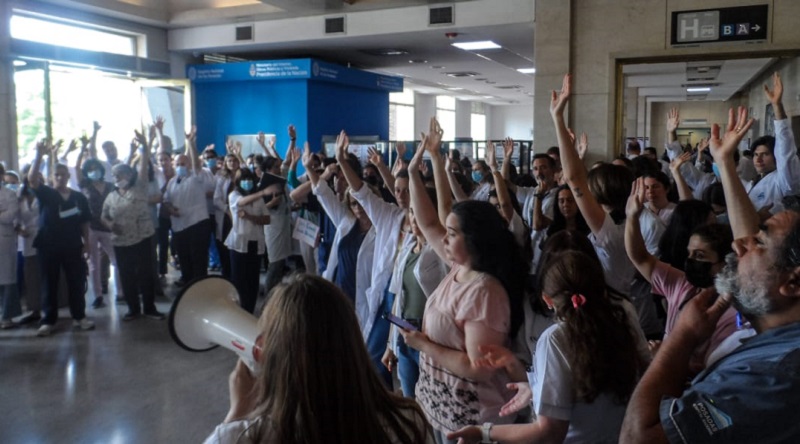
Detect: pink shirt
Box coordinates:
(650, 261, 738, 373)
(415, 265, 513, 434)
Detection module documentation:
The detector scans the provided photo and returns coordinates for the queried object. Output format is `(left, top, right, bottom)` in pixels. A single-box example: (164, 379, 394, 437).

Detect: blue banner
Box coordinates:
(188, 58, 402, 92)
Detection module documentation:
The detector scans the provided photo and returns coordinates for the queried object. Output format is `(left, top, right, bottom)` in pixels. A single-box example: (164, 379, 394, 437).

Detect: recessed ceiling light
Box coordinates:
(13, 60, 26, 67)
(447, 87, 464, 91)
(409, 59, 427, 64)
(517, 68, 536, 74)
(451, 41, 502, 51)
(431, 65, 445, 69)
(482, 95, 494, 99)
(686, 87, 711, 92)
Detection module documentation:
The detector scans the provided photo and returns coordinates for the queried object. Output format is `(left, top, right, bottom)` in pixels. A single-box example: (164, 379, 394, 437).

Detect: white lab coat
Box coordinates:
(744, 118, 800, 214)
(313, 181, 376, 338)
(350, 185, 407, 340)
(0, 187, 20, 285)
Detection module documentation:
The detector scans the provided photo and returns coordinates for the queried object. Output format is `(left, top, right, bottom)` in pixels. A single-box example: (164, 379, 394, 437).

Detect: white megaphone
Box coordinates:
(169, 276, 260, 372)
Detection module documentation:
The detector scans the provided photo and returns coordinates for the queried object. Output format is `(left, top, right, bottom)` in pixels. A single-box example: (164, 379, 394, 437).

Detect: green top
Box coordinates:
(401, 250, 426, 320)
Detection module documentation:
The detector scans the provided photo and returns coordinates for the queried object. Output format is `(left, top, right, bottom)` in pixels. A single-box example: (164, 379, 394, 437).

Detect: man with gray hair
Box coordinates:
(621, 106, 800, 444)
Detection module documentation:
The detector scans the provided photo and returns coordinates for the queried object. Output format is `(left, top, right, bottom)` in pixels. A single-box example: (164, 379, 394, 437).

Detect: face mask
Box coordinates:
(5, 183, 18, 192)
(711, 163, 721, 178)
(240, 180, 253, 192)
(684, 258, 715, 288)
(176, 166, 189, 178)
(715, 213, 729, 225)
(205, 159, 217, 169)
(248, 164, 255, 172)
(88, 170, 102, 181)
(115, 179, 129, 190)
(471, 171, 483, 183)
(363, 175, 379, 186)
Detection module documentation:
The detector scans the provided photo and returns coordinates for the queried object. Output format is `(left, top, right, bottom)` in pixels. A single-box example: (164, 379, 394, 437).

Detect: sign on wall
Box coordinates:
(671, 4, 768, 46)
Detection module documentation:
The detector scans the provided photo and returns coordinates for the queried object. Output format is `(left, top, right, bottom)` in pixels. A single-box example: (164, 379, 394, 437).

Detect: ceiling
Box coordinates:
(623, 58, 775, 103)
(33, 0, 774, 108)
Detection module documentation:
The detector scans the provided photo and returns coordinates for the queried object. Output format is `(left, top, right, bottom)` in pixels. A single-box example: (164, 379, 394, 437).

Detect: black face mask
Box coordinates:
(363, 175, 380, 187)
(684, 258, 715, 288)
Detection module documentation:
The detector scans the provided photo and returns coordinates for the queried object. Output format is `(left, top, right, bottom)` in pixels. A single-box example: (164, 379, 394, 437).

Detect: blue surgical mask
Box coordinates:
(5, 183, 18, 192)
(471, 171, 483, 183)
(240, 180, 253, 192)
(248, 164, 255, 172)
(88, 170, 102, 181)
(176, 166, 189, 178)
(711, 163, 721, 178)
(205, 159, 217, 169)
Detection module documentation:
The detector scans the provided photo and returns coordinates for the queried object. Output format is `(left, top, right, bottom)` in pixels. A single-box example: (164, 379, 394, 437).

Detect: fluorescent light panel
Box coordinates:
(452, 40, 501, 51)
(517, 68, 536, 74)
(686, 87, 711, 92)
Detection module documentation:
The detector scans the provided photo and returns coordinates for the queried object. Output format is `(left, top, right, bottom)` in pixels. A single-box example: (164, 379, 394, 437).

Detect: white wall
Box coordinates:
(488, 104, 533, 141)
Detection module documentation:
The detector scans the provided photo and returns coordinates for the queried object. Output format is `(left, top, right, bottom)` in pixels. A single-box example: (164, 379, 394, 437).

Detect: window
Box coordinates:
(389, 89, 415, 141)
(471, 102, 486, 142)
(436, 95, 456, 140)
(10, 14, 137, 56)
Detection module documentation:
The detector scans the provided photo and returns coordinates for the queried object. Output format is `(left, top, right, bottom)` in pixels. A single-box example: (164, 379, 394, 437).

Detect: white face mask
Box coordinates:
(115, 179, 129, 189)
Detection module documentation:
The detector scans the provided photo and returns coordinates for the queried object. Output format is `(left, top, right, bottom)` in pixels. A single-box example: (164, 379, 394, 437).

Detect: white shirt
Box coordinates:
(225, 191, 267, 254)
(164, 168, 214, 232)
(471, 182, 491, 201)
(589, 215, 636, 296)
(17, 195, 39, 257)
(313, 181, 376, 337)
(744, 118, 800, 214)
(639, 206, 668, 256)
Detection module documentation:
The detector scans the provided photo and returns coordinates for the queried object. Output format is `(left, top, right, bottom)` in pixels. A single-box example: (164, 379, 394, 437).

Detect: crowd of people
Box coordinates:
(2, 71, 799, 444)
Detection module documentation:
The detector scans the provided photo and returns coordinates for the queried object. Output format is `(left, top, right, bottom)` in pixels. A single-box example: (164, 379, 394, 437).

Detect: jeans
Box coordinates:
(157, 216, 172, 276)
(115, 236, 157, 315)
(366, 289, 394, 387)
(38, 246, 87, 325)
(229, 242, 261, 314)
(0, 284, 21, 320)
(264, 258, 287, 299)
(397, 332, 421, 398)
(173, 219, 211, 283)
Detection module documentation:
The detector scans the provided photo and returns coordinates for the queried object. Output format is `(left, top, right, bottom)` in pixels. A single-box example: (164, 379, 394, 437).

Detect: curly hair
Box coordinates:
(451, 200, 527, 337)
(540, 251, 645, 403)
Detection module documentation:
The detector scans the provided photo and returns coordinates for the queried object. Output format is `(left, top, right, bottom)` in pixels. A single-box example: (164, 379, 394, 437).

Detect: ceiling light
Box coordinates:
(686, 87, 711, 92)
(431, 65, 445, 69)
(13, 60, 26, 67)
(517, 68, 536, 74)
(451, 41, 501, 51)
(408, 59, 427, 64)
(447, 87, 464, 91)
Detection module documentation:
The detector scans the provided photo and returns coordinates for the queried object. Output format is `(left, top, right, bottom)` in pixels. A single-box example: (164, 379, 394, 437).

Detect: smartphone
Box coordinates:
(383, 312, 419, 331)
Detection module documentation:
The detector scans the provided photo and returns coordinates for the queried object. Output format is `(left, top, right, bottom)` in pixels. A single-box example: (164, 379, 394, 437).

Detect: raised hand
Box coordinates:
(666, 108, 680, 133)
(134, 128, 149, 148)
(154, 116, 165, 132)
(407, 134, 428, 174)
(669, 151, 692, 173)
(697, 137, 709, 153)
(367, 146, 383, 166)
(35, 138, 49, 158)
(334, 130, 349, 161)
(288, 124, 296, 140)
(289, 146, 301, 166)
(301, 141, 314, 169)
(256, 131, 266, 147)
(396, 142, 407, 161)
(485, 142, 497, 171)
(185, 125, 197, 143)
(93, 121, 101, 133)
(709, 106, 754, 163)
(577, 132, 589, 159)
(549, 73, 571, 116)
(626, 177, 645, 219)
(79, 134, 91, 148)
(503, 137, 514, 158)
(763, 72, 783, 105)
(428, 117, 444, 151)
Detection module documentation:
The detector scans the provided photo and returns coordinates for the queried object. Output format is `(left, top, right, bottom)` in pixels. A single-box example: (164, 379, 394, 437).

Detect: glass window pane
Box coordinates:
(437, 109, 455, 140)
(10, 15, 136, 56)
(436, 95, 456, 111)
(471, 113, 486, 141)
(15, 68, 45, 163)
(390, 89, 415, 106)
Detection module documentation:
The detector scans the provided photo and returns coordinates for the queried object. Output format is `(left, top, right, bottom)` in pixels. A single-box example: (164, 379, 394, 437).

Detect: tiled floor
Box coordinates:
(0, 273, 239, 444)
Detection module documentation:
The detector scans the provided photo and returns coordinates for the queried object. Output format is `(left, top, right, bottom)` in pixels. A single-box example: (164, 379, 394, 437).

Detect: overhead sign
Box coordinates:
(671, 4, 768, 45)
(187, 58, 403, 92)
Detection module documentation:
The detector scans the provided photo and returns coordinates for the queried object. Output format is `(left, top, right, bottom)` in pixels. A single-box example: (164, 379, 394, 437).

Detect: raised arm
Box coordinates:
(334, 130, 364, 192)
(89, 121, 100, 160)
(709, 107, 758, 239)
(426, 118, 453, 226)
(28, 139, 48, 189)
(669, 152, 695, 201)
(491, 169, 515, 223)
(500, 138, 515, 191)
(764, 72, 800, 195)
(625, 178, 658, 282)
(409, 134, 447, 262)
(550, 74, 607, 235)
(445, 162, 469, 203)
(367, 146, 395, 192)
(185, 126, 201, 172)
(135, 127, 152, 183)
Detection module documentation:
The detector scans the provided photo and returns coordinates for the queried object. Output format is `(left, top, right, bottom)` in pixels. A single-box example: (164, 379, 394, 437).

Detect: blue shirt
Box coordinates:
(334, 223, 367, 304)
(660, 321, 800, 443)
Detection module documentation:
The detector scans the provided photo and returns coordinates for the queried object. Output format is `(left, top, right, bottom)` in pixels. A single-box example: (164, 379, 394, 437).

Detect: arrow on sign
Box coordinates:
(752, 24, 761, 32)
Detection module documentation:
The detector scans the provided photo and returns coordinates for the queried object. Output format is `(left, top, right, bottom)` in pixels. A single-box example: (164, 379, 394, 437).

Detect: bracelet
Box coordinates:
(290, 137, 297, 141)
(481, 422, 496, 443)
(534, 193, 545, 199)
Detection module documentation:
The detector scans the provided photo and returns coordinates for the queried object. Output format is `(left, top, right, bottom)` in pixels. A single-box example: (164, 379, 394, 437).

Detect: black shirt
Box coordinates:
(33, 185, 91, 251)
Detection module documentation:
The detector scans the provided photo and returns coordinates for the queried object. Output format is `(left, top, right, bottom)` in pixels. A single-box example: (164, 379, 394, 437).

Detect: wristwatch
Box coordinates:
(481, 422, 496, 443)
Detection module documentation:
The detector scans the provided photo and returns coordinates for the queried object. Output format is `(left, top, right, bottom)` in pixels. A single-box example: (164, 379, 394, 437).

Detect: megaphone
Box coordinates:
(168, 276, 260, 371)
